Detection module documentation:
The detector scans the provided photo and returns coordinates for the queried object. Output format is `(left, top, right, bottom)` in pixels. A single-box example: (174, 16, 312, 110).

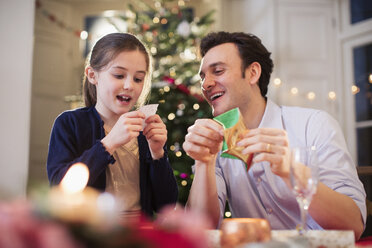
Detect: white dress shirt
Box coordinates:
(215, 99, 366, 230)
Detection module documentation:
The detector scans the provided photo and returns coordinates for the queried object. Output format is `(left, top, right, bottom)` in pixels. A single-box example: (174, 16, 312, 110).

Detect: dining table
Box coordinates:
(206, 229, 372, 248)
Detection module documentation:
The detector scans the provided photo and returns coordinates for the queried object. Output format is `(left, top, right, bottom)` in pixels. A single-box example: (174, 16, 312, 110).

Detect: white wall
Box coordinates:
(0, 1, 34, 199)
(218, 0, 275, 53)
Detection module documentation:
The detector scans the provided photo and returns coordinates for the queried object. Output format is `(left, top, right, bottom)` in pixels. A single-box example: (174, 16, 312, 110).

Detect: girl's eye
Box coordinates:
(134, 77, 144, 83)
(114, 74, 124, 79)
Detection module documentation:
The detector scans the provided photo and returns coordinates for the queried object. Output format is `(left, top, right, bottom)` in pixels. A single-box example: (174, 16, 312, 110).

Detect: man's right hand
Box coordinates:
(183, 119, 224, 164)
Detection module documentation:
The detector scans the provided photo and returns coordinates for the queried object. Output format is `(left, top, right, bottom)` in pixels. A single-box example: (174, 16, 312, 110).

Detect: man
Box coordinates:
(183, 31, 366, 239)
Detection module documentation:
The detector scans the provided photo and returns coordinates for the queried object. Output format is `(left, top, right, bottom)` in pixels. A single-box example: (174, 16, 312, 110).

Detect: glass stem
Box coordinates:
(297, 198, 307, 235)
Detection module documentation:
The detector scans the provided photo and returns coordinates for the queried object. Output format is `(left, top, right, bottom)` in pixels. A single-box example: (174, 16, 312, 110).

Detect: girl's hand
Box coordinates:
(143, 114, 167, 160)
(236, 128, 291, 184)
(101, 111, 145, 154)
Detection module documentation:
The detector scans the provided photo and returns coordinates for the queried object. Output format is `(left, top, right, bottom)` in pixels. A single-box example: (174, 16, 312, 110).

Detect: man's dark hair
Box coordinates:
(200, 31, 273, 97)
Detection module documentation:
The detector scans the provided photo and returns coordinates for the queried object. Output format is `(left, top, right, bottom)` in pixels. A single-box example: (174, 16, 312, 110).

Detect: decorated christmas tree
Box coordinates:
(110, 0, 215, 204)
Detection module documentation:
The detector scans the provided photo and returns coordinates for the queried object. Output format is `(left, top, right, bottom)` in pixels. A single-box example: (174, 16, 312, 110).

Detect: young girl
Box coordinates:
(47, 33, 178, 219)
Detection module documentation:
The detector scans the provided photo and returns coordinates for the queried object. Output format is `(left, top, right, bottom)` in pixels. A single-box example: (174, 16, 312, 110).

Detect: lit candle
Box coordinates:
(48, 163, 117, 225)
(60, 162, 89, 194)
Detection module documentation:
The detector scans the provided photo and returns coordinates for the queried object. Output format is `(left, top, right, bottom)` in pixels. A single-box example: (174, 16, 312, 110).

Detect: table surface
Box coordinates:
(206, 229, 372, 248)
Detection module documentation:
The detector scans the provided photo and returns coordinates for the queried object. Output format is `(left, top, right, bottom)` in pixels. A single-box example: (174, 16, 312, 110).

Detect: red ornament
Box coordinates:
(192, 93, 205, 102)
(142, 24, 150, 31)
(176, 84, 190, 95)
(163, 76, 205, 102)
(163, 76, 175, 84)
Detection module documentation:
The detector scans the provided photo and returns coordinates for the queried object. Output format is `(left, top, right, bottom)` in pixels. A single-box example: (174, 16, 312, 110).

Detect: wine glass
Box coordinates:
(290, 146, 319, 235)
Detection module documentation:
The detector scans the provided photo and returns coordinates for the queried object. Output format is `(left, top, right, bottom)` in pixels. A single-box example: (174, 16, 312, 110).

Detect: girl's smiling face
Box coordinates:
(91, 49, 148, 120)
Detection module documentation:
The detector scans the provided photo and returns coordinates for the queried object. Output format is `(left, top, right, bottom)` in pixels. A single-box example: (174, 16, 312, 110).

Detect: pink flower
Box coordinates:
(0, 199, 79, 248)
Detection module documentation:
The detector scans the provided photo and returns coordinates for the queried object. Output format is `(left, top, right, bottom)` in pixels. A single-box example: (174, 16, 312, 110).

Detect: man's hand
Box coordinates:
(237, 128, 291, 183)
(183, 119, 224, 164)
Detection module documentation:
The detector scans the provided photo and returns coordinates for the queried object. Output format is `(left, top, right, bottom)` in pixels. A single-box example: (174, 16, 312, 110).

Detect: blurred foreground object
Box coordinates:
(48, 163, 118, 225)
(0, 199, 78, 248)
(0, 163, 211, 247)
(220, 218, 271, 248)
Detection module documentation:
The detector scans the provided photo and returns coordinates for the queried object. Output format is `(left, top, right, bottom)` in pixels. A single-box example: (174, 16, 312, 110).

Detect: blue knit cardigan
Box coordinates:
(47, 106, 178, 217)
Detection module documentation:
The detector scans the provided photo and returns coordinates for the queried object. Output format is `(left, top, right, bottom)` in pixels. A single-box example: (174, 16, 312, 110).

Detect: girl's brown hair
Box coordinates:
(83, 33, 152, 108)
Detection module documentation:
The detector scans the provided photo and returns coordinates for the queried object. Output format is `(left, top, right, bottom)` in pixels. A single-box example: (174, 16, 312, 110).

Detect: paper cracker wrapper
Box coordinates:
(139, 104, 159, 130)
(213, 108, 253, 169)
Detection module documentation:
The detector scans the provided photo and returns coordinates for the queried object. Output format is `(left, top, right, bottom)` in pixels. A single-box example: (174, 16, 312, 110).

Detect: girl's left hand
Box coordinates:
(143, 114, 167, 160)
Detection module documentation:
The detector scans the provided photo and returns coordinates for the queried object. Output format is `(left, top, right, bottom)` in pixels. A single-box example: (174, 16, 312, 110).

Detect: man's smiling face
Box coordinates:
(199, 43, 252, 117)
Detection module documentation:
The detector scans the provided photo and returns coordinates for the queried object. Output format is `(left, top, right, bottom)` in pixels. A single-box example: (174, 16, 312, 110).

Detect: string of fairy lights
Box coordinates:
(35, 0, 87, 40)
(271, 73, 372, 102)
(35, 0, 190, 41)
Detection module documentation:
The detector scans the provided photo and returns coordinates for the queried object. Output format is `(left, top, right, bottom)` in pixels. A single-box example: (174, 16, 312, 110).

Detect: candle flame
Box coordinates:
(60, 163, 89, 194)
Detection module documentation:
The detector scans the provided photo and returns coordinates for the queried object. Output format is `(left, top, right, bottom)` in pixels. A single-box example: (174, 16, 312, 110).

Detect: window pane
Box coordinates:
(357, 127, 372, 165)
(351, 0, 372, 24)
(353, 43, 372, 122)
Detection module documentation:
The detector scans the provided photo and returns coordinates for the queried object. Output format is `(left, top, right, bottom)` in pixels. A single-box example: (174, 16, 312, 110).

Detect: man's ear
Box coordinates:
(245, 62, 261, 85)
(85, 66, 97, 85)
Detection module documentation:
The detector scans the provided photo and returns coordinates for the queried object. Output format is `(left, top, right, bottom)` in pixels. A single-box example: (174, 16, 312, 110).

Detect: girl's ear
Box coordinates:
(85, 66, 97, 85)
(245, 62, 262, 85)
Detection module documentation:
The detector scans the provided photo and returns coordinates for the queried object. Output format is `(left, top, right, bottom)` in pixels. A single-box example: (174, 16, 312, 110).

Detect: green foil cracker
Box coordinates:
(213, 108, 253, 168)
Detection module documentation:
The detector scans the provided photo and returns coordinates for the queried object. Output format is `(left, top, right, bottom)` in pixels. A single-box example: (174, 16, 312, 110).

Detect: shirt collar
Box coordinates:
(258, 99, 284, 130)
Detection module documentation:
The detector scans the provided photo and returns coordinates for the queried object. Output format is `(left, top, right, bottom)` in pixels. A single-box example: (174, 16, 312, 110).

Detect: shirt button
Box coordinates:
(257, 177, 262, 183)
(267, 208, 273, 214)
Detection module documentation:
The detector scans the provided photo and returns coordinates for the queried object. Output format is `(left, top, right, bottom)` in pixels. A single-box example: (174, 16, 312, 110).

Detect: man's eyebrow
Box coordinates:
(209, 62, 225, 68)
(199, 62, 225, 78)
